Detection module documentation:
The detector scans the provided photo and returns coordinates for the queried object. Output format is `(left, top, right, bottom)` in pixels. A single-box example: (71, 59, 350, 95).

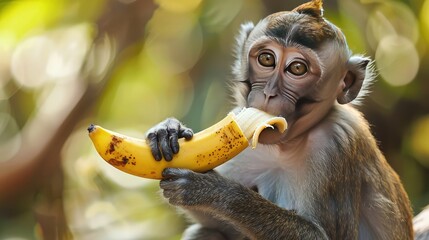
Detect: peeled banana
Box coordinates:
(88, 107, 287, 179)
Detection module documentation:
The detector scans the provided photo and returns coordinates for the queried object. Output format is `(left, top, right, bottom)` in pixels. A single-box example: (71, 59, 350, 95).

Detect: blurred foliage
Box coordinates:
(0, 0, 429, 239)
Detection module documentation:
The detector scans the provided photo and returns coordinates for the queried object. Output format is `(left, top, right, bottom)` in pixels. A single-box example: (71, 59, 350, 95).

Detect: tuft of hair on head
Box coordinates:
(292, 0, 324, 18)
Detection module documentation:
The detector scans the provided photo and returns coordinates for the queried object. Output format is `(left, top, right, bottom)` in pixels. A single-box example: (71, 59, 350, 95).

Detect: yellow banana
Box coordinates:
(88, 107, 287, 179)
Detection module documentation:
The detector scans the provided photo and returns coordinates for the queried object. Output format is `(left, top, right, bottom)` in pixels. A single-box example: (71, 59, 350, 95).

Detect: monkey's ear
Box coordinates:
(231, 22, 255, 107)
(232, 22, 254, 81)
(337, 56, 371, 104)
(293, 0, 323, 18)
(235, 22, 254, 53)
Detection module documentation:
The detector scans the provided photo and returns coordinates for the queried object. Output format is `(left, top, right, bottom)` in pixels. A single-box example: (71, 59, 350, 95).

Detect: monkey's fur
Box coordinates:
(147, 1, 414, 239)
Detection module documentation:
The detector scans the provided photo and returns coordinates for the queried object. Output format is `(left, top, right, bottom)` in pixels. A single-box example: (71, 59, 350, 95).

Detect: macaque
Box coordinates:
(146, 0, 414, 239)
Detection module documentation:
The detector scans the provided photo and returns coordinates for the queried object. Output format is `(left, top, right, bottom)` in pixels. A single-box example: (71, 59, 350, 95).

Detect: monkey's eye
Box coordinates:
(287, 61, 307, 76)
(257, 53, 275, 67)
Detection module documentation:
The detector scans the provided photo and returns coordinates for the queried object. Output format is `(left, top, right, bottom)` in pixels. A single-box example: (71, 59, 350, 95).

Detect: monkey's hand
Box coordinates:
(160, 168, 239, 208)
(146, 118, 194, 161)
(160, 168, 329, 239)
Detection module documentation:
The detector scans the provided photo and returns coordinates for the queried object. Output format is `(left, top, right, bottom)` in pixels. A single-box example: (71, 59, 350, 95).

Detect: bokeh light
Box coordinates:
(367, 1, 420, 87)
(11, 36, 54, 88)
(375, 35, 419, 86)
(367, 1, 419, 47)
(11, 25, 92, 88)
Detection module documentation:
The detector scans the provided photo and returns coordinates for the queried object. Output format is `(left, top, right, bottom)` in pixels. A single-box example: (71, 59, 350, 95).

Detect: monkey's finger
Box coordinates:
(146, 132, 162, 161)
(158, 128, 174, 161)
(165, 119, 181, 154)
(169, 134, 179, 154)
(159, 178, 184, 193)
(179, 127, 194, 140)
(159, 179, 175, 190)
(162, 168, 180, 180)
(162, 168, 193, 180)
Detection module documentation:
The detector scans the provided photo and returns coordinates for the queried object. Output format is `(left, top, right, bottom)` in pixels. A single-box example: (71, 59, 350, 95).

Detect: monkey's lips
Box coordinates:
(257, 127, 287, 145)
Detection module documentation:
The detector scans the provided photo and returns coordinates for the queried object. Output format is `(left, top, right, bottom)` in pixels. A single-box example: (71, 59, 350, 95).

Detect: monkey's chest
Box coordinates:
(216, 145, 306, 210)
(252, 174, 300, 210)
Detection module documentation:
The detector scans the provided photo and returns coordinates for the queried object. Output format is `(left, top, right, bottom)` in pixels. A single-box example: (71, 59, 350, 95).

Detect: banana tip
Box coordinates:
(87, 124, 96, 133)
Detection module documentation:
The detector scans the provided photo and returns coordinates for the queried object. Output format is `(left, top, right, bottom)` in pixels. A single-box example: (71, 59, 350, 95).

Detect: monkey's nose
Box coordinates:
(263, 86, 278, 104)
(263, 88, 277, 97)
(263, 93, 277, 111)
(263, 76, 279, 98)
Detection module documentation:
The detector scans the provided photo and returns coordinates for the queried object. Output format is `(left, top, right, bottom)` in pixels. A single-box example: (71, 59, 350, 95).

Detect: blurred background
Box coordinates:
(0, 0, 428, 239)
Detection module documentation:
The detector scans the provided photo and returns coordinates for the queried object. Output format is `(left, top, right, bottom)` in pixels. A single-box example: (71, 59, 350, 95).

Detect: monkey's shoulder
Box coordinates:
(308, 104, 374, 149)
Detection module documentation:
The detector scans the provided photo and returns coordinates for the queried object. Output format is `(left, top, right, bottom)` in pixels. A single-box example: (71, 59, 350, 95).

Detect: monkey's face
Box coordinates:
(246, 40, 345, 144)
(232, 2, 370, 144)
(247, 40, 323, 117)
(233, 9, 357, 144)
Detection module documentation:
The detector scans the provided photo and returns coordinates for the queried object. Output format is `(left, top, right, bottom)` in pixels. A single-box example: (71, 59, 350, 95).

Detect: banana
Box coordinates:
(88, 107, 287, 179)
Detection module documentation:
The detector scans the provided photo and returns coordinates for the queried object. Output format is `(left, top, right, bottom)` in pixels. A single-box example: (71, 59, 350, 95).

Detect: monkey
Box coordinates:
(145, 0, 414, 239)
(414, 206, 429, 240)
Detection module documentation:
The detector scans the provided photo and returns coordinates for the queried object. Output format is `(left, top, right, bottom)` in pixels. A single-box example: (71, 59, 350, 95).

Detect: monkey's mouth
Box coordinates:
(257, 125, 288, 145)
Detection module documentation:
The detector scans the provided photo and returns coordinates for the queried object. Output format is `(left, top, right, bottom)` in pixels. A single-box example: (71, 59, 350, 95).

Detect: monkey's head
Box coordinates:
(232, 0, 373, 144)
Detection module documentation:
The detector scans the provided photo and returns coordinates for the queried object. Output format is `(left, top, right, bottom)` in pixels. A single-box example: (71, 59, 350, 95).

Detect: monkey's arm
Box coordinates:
(160, 168, 328, 240)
